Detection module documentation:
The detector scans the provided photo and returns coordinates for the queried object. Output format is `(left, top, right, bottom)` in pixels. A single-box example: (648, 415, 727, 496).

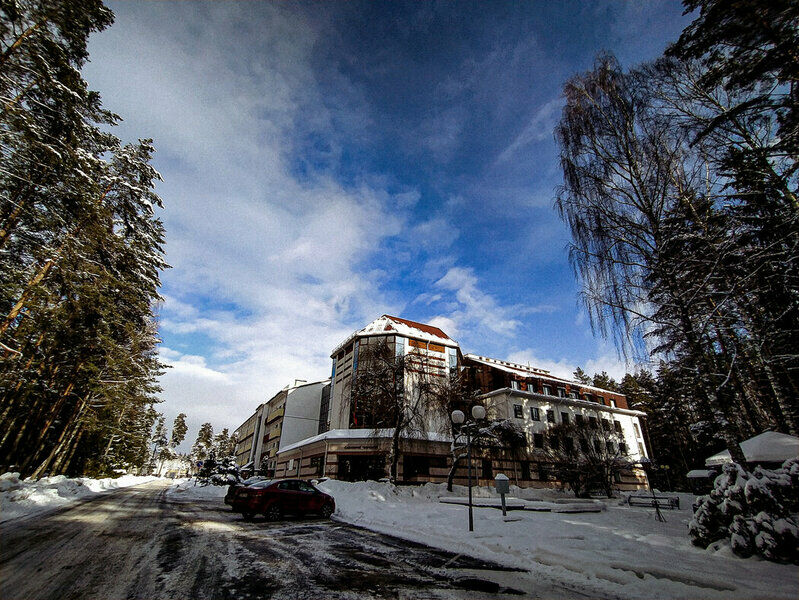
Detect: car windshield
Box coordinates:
(248, 479, 274, 489)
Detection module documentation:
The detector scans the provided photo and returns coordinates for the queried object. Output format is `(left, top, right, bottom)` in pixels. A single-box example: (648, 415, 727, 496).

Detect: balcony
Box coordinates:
(266, 407, 284, 423)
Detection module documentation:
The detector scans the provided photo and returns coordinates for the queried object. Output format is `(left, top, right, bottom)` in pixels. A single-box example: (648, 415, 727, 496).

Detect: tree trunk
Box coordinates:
(0, 258, 55, 337)
(447, 452, 466, 492)
(0, 17, 49, 67)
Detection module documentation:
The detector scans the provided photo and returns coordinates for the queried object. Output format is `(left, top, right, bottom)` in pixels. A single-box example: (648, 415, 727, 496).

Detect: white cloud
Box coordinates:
(506, 344, 638, 382)
(83, 4, 410, 446)
(433, 266, 521, 338)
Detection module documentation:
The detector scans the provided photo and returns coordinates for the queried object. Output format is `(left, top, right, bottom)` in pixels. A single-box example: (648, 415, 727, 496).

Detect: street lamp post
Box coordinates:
(451, 405, 487, 532)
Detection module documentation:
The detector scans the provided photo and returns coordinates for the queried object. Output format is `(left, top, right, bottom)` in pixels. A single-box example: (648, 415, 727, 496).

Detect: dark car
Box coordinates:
(224, 476, 269, 506)
(231, 478, 335, 521)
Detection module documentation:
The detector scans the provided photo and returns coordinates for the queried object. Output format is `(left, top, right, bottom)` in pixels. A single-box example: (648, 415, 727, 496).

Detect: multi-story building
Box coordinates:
(464, 354, 648, 488)
(266, 315, 649, 491)
(232, 404, 267, 468)
(260, 379, 331, 475)
(233, 378, 330, 475)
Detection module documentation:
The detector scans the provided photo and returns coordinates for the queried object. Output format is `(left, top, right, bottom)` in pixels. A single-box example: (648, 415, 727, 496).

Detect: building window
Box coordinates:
(513, 404, 523, 418)
(610, 399, 617, 408)
(614, 420, 622, 433)
(569, 391, 578, 399)
(579, 438, 590, 453)
(542, 385, 552, 396)
(397, 337, 406, 357)
(619, 442, 627, 455)
(447, 346, 457, 370)
(601, 418, 611, 431)
(607, 441, 615, 454)
(352, 340, 359, 373)
(638, 442, 646, 456)
(530, 407, 540, 421)
(511, 380, 520, 390)
(597, 396, 604, 405)
(589, 416, 598, 429)
(594, 440, 602, 453)
(310, 456, 323, 476)
(634, 423, 642, 438)
(557, 387, 566, 398)
(404, 455, 430, 479)
(546, 410, 555, 423)
(584, 393, 593, 403)
(561, 412, 569, 424)
(533, 433, 544, 449)
(564, 437, 574, 452)
(482, 458, 493, 480)
(539, 463, 553, 481)
(575, 414, 584, 426)
(521, 461, 531, 480)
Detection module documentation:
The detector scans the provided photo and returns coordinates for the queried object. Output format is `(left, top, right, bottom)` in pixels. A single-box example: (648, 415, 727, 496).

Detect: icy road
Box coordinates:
(0, 480, 585, 599)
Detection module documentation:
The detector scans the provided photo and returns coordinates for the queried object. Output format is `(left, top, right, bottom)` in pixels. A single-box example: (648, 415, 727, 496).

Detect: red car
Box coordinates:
(231, 478, 335, 521)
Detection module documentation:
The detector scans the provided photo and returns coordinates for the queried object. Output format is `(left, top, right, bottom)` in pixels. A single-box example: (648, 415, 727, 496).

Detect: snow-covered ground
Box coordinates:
(165, 477, 227, 499)
(0, 472, 157, 522)
(314, 479, 798, 600)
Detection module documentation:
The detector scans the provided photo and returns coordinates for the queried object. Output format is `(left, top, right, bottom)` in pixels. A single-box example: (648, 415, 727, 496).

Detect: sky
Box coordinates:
(82, 1, 694, 449)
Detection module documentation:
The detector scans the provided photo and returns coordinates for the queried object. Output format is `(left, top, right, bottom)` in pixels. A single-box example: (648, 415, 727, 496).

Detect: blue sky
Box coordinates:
(83, 1, 693, 445)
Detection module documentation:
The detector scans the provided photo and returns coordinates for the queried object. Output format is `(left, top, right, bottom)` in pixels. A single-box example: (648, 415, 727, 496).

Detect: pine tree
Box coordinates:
(191, 423, 214, 464)
(170, 413, 187, 449)
(0, 1, 167, 478)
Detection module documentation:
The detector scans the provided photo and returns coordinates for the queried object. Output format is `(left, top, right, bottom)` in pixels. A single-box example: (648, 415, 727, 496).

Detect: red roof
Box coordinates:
(383, 315, 452, 341)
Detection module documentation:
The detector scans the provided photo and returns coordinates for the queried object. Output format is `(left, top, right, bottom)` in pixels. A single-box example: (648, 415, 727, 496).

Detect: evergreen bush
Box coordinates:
(689, 458, 799, 563)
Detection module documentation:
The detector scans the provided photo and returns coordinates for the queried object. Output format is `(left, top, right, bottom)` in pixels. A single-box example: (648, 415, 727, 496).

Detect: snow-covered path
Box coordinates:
(0, 480, 579, 599)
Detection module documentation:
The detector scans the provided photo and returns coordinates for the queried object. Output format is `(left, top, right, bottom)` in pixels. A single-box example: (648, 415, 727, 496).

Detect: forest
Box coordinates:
(556, 0, 797, 470)
(0, 0, 166, 478)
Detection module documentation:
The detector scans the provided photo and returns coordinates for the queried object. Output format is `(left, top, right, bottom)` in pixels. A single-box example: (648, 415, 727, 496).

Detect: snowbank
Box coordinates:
(165, 478, 228, 499)
(317, 479, 798, 600)
(0, 472, 157, 522)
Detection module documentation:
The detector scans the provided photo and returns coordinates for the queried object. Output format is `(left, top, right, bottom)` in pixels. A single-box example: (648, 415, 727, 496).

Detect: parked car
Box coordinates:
(224, 476, 270, 506)
(230, 478, 335, 521)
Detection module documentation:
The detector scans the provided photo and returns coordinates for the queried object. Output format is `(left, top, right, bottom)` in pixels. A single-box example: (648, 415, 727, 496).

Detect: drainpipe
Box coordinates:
(323, 439, 329, 477)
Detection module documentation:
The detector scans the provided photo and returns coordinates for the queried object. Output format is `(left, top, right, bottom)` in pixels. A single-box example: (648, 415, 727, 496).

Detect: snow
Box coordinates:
(165, 478, 228, 499)
(705, 431, 799, 466)
(316, 479, 798, 600)
(331, 314, 456, 355)
(687, 469, 716, 478)
(0, 472, 157, 522)
(278, 427, 452, 454)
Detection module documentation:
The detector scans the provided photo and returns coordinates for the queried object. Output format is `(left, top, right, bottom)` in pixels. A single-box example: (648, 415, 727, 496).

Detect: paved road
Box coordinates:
(0, 480, 587, 599)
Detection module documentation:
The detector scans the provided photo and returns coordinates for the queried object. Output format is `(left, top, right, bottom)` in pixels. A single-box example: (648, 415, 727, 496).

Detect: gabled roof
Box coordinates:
(331, 315, 457, 356)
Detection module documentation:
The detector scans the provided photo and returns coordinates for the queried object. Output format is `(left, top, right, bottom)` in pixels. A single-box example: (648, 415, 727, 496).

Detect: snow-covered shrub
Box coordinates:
(689, 458, 799, 563)
(196, 451, 240, 486)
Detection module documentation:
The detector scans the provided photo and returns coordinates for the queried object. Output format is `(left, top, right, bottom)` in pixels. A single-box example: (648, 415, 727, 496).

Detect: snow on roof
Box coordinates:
(331, 315, 457, 356)
(686, 469, 716, 479)
(278, 428, 452, 454)
(481, 388, 645, 417)
(705, 431, 799, 466)
(464, 354, 625, 397)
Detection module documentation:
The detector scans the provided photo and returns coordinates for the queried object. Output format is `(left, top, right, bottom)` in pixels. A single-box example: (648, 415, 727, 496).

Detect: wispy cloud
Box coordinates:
(433, 266, 521, 338)
(495, 98, 562, 164)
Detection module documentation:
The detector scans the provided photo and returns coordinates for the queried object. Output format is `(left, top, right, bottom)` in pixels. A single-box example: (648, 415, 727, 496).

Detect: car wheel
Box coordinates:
(320, 503, 334, 519)
(242, 511, 254, 521)
(265, 504, 281, 522)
